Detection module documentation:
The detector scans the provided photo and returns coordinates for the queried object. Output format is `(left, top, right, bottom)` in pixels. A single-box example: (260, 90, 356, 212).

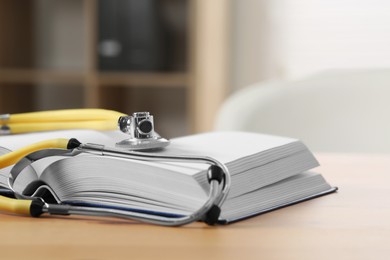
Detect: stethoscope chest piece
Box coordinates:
(116, 135, 170, 151)
(116, 112, 170, 151)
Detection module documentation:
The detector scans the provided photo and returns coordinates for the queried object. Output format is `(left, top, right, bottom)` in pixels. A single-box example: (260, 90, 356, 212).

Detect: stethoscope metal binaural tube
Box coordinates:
(78, 143, 231, 208)
(9, 144, 231, 226)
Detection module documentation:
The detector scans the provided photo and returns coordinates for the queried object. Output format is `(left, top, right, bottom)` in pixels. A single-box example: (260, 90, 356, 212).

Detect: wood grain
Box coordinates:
(0, 154, 389, 259)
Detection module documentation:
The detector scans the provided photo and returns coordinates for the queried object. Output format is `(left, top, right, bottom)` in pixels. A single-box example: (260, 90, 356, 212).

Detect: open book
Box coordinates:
(0, 130, 336, 223)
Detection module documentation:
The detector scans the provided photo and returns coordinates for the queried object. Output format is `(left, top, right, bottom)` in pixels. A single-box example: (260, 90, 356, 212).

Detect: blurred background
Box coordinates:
(0, 0, 389, 151)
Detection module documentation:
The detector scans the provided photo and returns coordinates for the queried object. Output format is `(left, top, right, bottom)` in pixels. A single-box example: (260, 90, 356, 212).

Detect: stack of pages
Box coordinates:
(0, 130, 336, 223)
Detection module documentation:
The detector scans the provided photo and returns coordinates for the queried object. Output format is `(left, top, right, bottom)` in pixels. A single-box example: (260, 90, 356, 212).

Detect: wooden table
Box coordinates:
(1, 154, 389, 259)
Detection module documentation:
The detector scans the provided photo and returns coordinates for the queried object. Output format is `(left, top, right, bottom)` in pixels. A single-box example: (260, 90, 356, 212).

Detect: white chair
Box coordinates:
(215, 69, 390, 153)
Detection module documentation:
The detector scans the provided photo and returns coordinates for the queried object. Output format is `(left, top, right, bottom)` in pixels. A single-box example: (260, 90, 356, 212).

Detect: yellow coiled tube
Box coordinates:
(2, 109, 125, 124)
(7, 120, 117, 134)
(0, 109, 126, 134)
(0, 138, 79, 217)
(0, 138, 70, 169)
(0, 196, 32, 215)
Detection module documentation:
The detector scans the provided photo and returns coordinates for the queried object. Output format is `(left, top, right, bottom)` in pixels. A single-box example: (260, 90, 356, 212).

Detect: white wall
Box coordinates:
(232, 0, 390, 90)
(231, 0, 281, 90)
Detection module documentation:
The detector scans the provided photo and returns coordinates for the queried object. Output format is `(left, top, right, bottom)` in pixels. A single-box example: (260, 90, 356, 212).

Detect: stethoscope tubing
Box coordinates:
(0, 109, 125, 124)
(0, 109, 126, 134)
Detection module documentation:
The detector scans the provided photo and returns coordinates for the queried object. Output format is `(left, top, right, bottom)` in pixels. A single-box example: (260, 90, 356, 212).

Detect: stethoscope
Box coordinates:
(0, 109, 230, 226)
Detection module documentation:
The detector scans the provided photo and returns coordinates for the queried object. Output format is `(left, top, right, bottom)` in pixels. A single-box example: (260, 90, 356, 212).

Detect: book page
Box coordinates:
(0, 147, 11, 187)
(38, 155, 208, 211)
(0, 130, 128, 187)
(158, 131, 297, 163)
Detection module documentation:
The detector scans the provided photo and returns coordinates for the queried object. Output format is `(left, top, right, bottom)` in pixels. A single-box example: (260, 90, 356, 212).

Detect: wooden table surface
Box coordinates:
(1, 154, 389, 260)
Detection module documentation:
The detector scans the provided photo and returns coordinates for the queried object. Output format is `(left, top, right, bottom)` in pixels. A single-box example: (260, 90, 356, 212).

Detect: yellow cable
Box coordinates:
(3, 109, 126, 124)
(7, 120, 118, 134)
(0, 195, 32, 215)
(0, 138, 74, 217)
(0, 138, 69, 169)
